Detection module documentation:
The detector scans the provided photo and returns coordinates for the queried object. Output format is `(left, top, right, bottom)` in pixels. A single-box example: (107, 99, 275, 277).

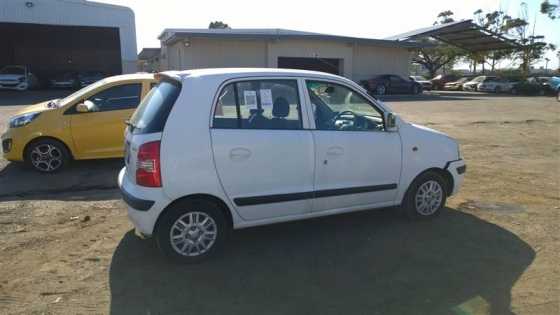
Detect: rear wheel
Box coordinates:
(25, 139, 70, 173)
(402, 171, 447, 220)
(156, 199, 229, 263)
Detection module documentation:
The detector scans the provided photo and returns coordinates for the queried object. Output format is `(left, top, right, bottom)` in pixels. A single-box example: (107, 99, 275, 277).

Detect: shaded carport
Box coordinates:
(386, 20, 520, 52)
(0, 22, 122, 83)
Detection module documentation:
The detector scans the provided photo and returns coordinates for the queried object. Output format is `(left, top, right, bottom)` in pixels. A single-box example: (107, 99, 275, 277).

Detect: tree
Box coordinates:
(412, 11, 464, 78)
(473, 9, 514, 72)
(541, 0, 559, 19)
(209, 21, 230, 29)
(503, 3, 556, 75)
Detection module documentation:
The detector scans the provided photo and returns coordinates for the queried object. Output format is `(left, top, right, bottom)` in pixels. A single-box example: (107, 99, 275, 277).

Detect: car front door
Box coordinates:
(305, 80, 402, 213)
(390, 75, 408, 93)
(211, 78, 314, 221)
(68, 82, 143, 158)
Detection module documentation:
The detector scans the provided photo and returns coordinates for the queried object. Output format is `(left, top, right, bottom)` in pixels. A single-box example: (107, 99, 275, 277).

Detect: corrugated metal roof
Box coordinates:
(159, 28, 424, 49)
(386, 20, 520, 52)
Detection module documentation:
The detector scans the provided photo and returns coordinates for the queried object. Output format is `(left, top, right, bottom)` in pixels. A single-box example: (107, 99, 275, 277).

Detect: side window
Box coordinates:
(390, 76, 401, 83)
(213, 79, 302, 130)
(86, 83, 142, 112)
(306, 81, 384, 132)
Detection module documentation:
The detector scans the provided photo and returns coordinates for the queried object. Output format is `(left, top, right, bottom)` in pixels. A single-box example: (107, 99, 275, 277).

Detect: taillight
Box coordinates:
(136, 141, 161, 187)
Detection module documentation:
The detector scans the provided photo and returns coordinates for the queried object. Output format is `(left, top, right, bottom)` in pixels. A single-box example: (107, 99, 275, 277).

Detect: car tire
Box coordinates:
(156, 199, 229, 264)
(24, 138, 70, 173)
(557, 89, 560, 102)
(511, 88, 518, 95)
(402, 171, 448, 220)
(412, 85, 420, 94)
(375, 85, 386, 95)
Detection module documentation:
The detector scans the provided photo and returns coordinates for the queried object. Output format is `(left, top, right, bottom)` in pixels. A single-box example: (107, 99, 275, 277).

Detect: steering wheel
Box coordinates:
(331, 110, 357, 130)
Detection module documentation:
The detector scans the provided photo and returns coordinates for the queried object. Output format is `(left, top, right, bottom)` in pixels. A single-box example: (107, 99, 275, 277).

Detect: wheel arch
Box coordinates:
(404, 167, 454, 201)
(23, 136, 74, 161)
(154, 193, 234, 235)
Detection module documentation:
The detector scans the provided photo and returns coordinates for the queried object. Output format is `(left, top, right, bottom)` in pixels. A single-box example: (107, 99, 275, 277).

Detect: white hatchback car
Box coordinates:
(119, 68, 466, 263)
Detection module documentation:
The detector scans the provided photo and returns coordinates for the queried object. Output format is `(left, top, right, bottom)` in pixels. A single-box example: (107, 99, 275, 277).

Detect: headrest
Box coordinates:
(272, 97, 289, 118)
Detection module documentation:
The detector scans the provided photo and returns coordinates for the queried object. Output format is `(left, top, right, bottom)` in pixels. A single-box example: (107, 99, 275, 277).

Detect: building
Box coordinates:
(158, 29, 422, 82)
(137, 48, 161, 72)
(0, 0, 137, 78)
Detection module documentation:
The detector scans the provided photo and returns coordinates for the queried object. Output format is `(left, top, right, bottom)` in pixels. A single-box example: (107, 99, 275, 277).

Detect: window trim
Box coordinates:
(303, 79, 387, 132)
(210, 76, 307, 131)
(63, 82, 143, 115)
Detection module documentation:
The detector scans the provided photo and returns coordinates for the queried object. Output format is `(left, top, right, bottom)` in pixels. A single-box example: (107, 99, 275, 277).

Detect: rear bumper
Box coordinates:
(118, 167, 171, 237)
(445, 159, 466, 196)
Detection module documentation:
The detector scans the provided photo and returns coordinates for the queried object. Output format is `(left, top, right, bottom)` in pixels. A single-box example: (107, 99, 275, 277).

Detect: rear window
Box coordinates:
(129, 79, 181, 134)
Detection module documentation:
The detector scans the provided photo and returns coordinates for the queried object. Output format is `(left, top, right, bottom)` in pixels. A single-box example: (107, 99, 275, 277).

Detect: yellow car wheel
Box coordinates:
(25, 139, 71, 173)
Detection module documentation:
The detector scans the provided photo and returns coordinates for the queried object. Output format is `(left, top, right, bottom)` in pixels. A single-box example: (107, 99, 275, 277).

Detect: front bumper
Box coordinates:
(445, 159, 466, 196)
(1, 129, 25, 161)
(118, 167, 171, 237)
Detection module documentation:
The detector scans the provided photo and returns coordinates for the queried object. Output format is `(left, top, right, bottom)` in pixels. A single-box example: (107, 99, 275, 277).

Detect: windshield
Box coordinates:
(57, 78, 111, 106)
(129, 79, 181, 134)
(0, 66, 25, 75)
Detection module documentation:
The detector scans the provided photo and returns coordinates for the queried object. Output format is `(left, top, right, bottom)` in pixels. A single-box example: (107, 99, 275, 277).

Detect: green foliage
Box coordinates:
(541, 0, 559, 19)
(208, 21, 230, 29)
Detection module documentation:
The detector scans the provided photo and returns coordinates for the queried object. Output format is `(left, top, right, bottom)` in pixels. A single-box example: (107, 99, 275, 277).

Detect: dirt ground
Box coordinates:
(0, 90, 558, 315)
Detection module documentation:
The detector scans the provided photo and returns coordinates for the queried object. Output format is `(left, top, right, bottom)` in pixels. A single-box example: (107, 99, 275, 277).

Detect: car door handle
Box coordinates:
(229, 148, 251, 161)
(326, 146, 344, 156)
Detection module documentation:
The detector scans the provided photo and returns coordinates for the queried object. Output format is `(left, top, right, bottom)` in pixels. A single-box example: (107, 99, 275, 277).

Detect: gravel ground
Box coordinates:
(0, 90, 558, 314)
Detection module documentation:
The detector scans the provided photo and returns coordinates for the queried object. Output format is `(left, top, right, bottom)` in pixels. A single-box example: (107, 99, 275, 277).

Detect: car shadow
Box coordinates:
(109, 207, 534, 315)
(0, 159, 123, 201)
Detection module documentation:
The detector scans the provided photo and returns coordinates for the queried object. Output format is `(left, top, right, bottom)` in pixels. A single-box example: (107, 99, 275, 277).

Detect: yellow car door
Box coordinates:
(69, 82, 143, 159)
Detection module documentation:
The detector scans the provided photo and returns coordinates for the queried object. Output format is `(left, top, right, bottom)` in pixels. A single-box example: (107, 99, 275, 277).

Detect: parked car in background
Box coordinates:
(463, 76, 497, 92)
(363, 74, 423, 95)
(443, 77, 472, 91)
(477, 77, 517, 93)
(410, 76, 432, 90)
(0, 65, 40, 91)
(430, 74, 459, 90)
(509, 78, 545, 96)
(1, 73, 155, 172)
(546, 76, 560, 101)
(119, 68, 465, 263)
(49, 71, 80, 89)
(78, 71, 105, 87)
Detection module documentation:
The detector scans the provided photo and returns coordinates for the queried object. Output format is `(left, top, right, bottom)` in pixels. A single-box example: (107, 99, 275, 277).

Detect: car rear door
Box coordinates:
(69, 82, 143, 158)
(210, 78, 314, 221)
(304, 79, 401, 213)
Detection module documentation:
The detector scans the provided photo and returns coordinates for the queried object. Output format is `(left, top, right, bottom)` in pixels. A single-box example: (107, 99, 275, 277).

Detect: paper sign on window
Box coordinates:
(243, 90, 258, 110)
(259, 89, 273, 108)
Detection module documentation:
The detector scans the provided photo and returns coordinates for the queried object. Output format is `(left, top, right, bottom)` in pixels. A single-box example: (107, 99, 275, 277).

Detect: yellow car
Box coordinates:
(1, 73, 155, 172)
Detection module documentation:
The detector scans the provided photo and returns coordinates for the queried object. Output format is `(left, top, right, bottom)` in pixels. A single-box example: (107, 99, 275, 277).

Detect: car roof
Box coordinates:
(162, 68, 348, 83)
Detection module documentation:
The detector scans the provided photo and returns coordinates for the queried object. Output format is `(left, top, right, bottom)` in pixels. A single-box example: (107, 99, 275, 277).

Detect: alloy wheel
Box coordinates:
(169, 211, 218, 256)
(30, 144, 63, 172)
(415, 180, 443, 216)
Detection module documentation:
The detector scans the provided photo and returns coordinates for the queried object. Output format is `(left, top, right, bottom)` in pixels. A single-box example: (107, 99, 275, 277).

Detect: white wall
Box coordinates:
(0, 0, 137, 73)
(163, 38, 267, 71)
(352, 45, 412, 81)
(162, 35, 411, 81)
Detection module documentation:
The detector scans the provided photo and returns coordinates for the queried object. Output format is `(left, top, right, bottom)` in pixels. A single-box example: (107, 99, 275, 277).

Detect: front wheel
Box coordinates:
(156, 199, 229, 263)
(402, 172, 448, 219)
(25, 139, 70, 173)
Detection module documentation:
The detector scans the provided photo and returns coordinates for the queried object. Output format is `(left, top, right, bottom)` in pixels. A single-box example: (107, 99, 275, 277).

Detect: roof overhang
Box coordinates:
(386, 20, 520, 52)
(158, 28, 427, 49)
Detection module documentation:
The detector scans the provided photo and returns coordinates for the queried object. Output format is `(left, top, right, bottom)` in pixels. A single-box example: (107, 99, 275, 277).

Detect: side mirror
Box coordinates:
(386, 112, 398, 131)
(76, 100, 95, 113)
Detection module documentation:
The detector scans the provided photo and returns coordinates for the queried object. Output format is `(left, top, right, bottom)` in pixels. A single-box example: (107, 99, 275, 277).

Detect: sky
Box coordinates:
(97, 0, 559, 69)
